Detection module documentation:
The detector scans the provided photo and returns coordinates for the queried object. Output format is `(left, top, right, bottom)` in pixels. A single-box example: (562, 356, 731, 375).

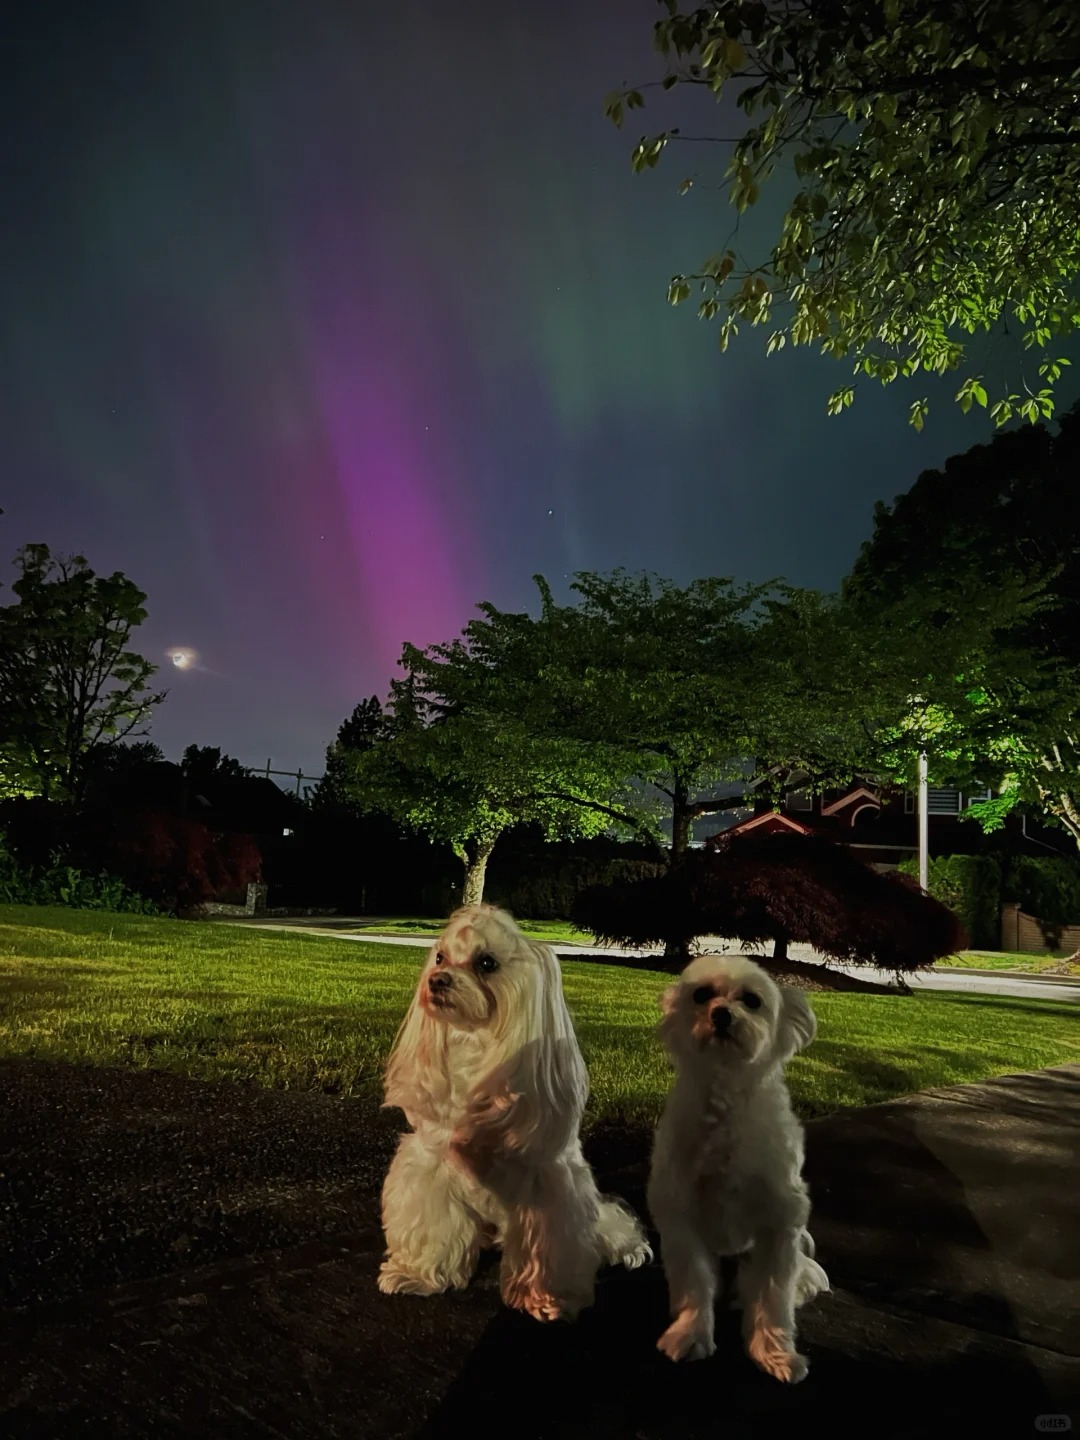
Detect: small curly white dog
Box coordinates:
(378, 904, 651, 1321)
(648, 954, 829, 1383)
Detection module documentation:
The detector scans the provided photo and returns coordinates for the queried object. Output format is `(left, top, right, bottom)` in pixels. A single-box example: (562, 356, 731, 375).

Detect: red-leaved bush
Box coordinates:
(571, 831, 966, 975)
(101, 809, 262, 914)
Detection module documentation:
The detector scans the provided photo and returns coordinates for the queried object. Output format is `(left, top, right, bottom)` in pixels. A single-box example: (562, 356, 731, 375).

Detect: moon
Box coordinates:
(167, 647, 198, 670)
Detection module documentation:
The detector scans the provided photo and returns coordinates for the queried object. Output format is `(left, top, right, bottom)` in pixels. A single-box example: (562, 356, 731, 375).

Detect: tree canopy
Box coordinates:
(844, 406, 1080, 846)
(179, 744, 250, 791)
(327, 673, 618, 905)
(0, 545, 164, 802)
(392, 572, 904, 866)
(608, 0, 1080, 427)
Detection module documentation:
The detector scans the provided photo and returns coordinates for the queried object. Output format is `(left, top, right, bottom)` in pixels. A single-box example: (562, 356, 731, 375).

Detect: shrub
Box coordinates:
(574, 833, 966, 973)
(103, 809, 263, 914)
(898, 854, 1000, 949)
(488, 856, 665, 921)
(1001, 855, 1080, 946)
(0, 833, 159, 913)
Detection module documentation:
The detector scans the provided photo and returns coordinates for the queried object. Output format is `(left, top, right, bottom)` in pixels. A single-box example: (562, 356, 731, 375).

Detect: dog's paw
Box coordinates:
(747, 1328, 809, 1384)
(524, 1293, 582, 1323)
(795, 1257, 830, 1307)
(657, 1316, 716, 1363)
(505, 1285, 590, 1323)
(377, 1261, 447, 1297)
(621, 1239, 653, 1270)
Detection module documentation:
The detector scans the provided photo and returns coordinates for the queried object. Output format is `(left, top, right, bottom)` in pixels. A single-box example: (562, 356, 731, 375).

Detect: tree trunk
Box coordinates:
(1053, 792, 1080, 851)
(670, 783, 692, 866)
(662, 783, 694, 965)
(457, 839, 496, 907)
(773, 933, 789, 962)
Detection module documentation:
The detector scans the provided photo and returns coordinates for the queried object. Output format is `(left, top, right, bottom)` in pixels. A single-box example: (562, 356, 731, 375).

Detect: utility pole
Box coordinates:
(917, 750, 929, 892)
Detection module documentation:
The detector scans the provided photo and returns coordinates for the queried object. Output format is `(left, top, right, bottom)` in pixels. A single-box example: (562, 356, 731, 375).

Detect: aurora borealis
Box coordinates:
(4, 0, 1072, 776)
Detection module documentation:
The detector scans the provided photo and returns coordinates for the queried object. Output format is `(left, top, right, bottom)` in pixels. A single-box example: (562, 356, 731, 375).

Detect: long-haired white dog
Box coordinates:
(648, 954, 829, 1383)
(378, 904, 651, 1321)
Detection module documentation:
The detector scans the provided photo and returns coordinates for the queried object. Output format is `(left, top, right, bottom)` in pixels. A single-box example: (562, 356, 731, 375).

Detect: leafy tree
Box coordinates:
(847, 400, 1080, 658)
(85, 739, 166, 776)
(608, 0, 1080, 427)
(401, 572, 897, 870)
(0, 545, 164, 802)
(179, 744, 250, 791)
(844, 410, 1080, 845)
(314, 697, 390, 811)
(331, 677, 616, 905)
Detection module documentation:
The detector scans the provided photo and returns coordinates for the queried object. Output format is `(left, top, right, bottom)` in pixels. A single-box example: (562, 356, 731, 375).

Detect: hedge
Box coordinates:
(1002, 855, 1080, 928)
(898, 853, 1000, 949)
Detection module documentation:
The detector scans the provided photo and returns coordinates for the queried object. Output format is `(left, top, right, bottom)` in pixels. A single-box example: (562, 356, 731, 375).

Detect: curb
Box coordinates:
(935, 964, 1080, 984)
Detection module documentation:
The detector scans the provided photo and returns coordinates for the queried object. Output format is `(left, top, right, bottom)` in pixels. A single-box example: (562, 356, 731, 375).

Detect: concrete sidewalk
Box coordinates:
(2, 1061, 1078, 1438)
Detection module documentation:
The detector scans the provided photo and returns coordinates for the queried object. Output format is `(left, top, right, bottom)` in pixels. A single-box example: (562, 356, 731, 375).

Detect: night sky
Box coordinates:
(4, 0, 1076, 779)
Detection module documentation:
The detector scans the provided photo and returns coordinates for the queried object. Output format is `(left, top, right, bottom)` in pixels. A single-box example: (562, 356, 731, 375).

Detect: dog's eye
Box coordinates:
(692, 986, 713, 1005)
(434, 951, 446, 966)
(474, 954, 499, 975)
(741, 990, 762, 1010)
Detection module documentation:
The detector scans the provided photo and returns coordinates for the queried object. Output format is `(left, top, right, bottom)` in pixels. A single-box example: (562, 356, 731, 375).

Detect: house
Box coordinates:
(707, 779, 1070, 869)
(90, 761, 301, 852)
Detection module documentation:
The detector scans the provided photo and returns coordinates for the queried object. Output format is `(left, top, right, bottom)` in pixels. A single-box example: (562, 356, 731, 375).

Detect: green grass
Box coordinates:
(945, 949, 1080, 975)
(1, 904, 1077, 1126)
(347, 916, 594, 947)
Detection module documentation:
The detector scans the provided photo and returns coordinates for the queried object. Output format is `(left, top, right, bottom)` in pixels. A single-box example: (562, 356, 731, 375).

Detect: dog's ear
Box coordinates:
(383, 943, 451, 1122)
(659, 983, 681, 1015)
(775, 986, 817, 1062)
(657, 982, 686, 1055)
(460, 940, 587, 1161)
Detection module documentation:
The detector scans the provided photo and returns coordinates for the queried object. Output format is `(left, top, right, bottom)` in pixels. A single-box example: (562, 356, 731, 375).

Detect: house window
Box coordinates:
(962, 789, 992, 808)
(904, 789, 963, 815)
(786, 789, 813, 811)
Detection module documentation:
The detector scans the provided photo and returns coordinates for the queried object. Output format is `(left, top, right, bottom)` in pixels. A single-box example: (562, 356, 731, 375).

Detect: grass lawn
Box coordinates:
(1, 904, 1077, 1126)
(945, 950, 1080, 975)
(346, 916, 594, 947)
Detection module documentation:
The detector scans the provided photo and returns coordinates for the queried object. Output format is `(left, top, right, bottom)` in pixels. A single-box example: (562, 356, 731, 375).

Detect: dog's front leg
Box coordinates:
(655, 1218, 718, 1362)
(737, 1226, 809, 1383)
(378, 1133, 482, 1297)
(496, 1159, 599, 1323)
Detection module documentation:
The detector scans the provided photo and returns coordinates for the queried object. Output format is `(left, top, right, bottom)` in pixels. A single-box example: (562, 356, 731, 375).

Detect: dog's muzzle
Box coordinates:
(428, 972, 453, 1006)
(711, 1005, 732, 1036)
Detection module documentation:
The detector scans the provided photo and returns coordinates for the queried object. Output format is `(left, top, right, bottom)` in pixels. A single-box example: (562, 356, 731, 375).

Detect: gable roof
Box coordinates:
(819, 785, 882, 817)
(720, 811, 817, 838)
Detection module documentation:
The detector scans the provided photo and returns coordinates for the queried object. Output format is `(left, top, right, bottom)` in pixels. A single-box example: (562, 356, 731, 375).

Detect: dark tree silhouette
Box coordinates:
(571, 831, 966, 986)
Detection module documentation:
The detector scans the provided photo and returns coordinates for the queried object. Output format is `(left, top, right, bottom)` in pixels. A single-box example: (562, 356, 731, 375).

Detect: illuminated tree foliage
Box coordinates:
(845, 404, 1080, 847)
(608, 0, 1080, 426)
(330, 674, 616, 906)
(0, 545, 163, 802)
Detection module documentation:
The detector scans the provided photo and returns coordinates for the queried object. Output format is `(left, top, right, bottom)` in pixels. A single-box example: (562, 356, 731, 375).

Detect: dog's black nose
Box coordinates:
(711, 1006, 732, 1034)
(428, 972, 453, 993)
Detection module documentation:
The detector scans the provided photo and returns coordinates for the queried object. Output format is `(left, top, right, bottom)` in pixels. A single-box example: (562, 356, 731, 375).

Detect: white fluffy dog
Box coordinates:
(378, 904, 651, 1321)
(648, 954, 829, 1383)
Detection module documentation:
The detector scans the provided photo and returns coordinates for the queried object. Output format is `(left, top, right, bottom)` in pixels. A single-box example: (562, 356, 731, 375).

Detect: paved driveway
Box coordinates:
(3, 1061, 1077, 1437)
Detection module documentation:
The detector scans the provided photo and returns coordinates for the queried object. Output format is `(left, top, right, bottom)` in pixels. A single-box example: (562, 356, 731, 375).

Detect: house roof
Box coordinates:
(710, 811, 817, 841)
(819, 785, 881, 817)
